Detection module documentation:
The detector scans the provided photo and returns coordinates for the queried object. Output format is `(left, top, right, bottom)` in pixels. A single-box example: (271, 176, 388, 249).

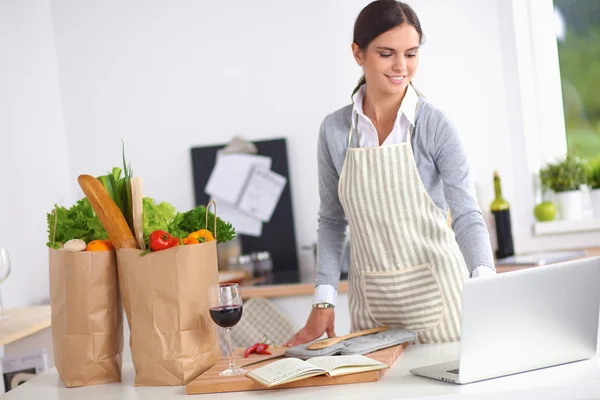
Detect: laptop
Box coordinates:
(409, 256, 600, 384)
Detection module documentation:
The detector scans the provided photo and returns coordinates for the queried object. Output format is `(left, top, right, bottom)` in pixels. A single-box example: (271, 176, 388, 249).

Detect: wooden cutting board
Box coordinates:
(185, 343, 407, 395)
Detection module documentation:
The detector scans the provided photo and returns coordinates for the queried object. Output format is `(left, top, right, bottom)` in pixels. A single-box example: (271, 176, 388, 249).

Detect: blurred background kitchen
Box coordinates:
(1, 0, 600, 391)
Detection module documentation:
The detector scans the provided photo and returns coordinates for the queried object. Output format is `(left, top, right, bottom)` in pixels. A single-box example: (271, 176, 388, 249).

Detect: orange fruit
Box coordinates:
(101, 239, 114, 250)
(86, 240, 112, 251)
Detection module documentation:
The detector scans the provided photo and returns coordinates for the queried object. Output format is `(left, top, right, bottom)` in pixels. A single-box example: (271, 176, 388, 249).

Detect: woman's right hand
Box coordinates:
(283, 307, 335, 347)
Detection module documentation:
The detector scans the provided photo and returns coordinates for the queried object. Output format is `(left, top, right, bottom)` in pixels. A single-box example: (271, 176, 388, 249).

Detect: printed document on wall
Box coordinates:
(237, 166, 287, 222)
(205, 152, 272, 205)
(210, 196, 263, 237)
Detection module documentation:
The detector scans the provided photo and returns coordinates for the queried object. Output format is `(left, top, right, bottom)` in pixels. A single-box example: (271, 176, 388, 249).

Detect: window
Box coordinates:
(509, 0, 600, 240)
(554, 0, 600, 159)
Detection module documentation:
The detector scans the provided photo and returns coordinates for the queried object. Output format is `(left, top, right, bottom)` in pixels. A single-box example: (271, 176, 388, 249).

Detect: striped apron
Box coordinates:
(338, 103, 469, 343)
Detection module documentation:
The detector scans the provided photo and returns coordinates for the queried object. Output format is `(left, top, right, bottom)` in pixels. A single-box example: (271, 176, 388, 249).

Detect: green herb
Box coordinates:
(540, 154, 588, 193)
(169, 206, 236, 243)
(96, 142, 134, 233)
(586, 156, 600, 189)
(46, 198, 108, 249)
(121, 140, 133, 232)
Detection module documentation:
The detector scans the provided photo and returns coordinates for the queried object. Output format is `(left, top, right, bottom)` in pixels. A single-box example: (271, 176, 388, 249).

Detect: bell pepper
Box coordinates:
(182, 237, 199, 245)
(187, 229, 215, 242)
(149, 230, 177, 251)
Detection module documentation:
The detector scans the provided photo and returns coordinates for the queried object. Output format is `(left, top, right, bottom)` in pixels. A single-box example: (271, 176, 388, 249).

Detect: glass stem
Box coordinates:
(226, 328, 236, 370)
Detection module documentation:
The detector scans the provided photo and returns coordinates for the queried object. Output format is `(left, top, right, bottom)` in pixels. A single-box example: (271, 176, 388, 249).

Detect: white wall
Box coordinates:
(48, 0, 366, 255)
(50, 0, 512, 255)
(409, 0, 516, 248)
(0, 0, 71, 308)
(2, 0, 599, 308)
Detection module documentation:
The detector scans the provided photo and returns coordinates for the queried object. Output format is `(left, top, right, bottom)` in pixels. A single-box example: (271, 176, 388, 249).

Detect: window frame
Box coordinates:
(510, 0, 600, 242)
(511, 0, 568, 173)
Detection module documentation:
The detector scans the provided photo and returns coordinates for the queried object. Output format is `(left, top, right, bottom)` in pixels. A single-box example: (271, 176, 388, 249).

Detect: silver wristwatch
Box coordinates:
(312, 302, 335, 309)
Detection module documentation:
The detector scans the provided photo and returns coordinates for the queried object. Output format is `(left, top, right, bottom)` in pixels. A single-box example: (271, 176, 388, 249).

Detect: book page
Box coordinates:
(307, 355, 388, 375)
(325, 364, 387, 378)
(247, 358, 326, 387)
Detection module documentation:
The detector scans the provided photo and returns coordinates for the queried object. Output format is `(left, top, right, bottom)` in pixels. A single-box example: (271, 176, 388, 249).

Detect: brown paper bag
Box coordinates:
(49, 248, 123, 387)
(116, 241, 221, 386)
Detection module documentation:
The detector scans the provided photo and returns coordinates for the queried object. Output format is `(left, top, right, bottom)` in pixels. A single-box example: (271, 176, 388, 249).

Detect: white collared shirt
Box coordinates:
(314, 83, 495, 306)
(352, 83, 420, 147)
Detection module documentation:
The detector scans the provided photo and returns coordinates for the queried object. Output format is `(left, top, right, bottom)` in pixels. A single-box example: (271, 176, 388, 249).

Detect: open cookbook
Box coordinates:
(246, 355, 388, 388)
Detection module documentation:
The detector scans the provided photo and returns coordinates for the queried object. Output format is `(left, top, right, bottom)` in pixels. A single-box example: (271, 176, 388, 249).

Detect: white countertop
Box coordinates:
(4, 342, 600, 400)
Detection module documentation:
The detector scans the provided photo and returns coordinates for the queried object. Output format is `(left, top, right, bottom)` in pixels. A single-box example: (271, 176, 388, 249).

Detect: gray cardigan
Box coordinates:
(316, 98, 495, 289)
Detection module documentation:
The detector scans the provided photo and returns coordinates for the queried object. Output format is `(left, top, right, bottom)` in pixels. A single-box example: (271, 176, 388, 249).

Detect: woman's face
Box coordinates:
(353, 23, 420, 96)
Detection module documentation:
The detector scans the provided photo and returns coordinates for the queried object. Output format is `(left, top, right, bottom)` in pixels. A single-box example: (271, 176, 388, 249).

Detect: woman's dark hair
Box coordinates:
(352, 0, 424, 96)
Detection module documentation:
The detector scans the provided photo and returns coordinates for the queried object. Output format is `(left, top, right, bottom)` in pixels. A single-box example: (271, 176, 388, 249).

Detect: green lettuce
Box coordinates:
(46, 198, 108, 249)
(142, 197, 177, 244)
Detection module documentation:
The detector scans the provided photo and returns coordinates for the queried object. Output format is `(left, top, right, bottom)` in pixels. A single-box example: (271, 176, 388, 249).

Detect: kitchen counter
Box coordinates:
(0, 305, 51, 346)
(241, 247, 600, 299)
(494, 246, 600, 273)
(241, 281, 349, 299)
(239, 270, 350, 299)
(4, 341, 600, 399)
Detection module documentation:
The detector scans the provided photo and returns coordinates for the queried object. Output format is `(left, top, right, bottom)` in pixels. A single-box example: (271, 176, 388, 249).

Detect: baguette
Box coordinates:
(78, 174, 139, 250)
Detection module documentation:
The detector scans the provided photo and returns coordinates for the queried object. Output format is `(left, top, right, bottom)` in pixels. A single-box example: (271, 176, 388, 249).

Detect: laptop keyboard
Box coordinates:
(447, 369, 459, 374)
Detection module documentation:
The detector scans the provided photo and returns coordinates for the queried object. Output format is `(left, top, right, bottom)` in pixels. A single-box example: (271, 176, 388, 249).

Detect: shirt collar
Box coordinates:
(352, 83, 420, 127)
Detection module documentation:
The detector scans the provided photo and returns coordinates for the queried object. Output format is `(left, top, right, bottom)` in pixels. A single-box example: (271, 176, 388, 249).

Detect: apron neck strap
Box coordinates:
(348, 111, 360, 149)
(406, 99, 420, 143)
(348, 96, 420, 149)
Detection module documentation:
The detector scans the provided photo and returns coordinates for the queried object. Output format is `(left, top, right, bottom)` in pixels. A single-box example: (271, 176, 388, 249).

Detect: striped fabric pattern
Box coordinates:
(363, 263, 444, 332)
(338, 125, 468, 344)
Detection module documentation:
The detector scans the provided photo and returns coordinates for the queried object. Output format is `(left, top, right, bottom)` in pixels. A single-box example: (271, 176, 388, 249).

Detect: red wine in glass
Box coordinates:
(210, 283, 245, 376)
(209, 305, 243, 328)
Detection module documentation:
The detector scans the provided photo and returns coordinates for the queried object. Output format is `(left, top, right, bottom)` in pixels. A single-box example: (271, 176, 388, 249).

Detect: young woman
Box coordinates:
(285, 0, 495, 346)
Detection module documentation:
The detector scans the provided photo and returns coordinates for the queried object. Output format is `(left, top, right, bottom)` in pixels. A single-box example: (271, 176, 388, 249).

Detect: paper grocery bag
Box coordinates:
(49, 249, 123, 387)
(117, 241, 221, 386)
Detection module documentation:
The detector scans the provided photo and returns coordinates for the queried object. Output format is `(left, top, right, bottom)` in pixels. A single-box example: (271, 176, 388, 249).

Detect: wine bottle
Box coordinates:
(491, 171, 514, 259)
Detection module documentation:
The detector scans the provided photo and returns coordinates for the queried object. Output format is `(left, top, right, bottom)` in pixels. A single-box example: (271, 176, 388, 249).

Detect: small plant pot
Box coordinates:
(591, 189, 600, 218)
(556, 190, 583, 220)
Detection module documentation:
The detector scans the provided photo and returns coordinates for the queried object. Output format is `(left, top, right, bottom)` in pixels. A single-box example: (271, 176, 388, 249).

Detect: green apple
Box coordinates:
(534, 201, 557, 222)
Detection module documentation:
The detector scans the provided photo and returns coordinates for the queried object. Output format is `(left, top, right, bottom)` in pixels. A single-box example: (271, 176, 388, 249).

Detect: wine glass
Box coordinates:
(0, 249, 12, 319)
(210, 283, 244, 376)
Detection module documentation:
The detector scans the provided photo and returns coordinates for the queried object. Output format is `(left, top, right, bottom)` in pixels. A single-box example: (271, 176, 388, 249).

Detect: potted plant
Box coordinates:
(539, 154, 587, 220)
(586, 156, 600, 218)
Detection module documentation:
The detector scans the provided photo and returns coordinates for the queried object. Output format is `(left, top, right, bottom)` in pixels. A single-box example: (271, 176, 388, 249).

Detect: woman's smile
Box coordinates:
(385, 74, 407, 84)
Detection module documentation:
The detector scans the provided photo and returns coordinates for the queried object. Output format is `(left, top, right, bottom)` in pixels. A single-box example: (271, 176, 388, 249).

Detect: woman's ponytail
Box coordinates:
(351, 75, 367, 98)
